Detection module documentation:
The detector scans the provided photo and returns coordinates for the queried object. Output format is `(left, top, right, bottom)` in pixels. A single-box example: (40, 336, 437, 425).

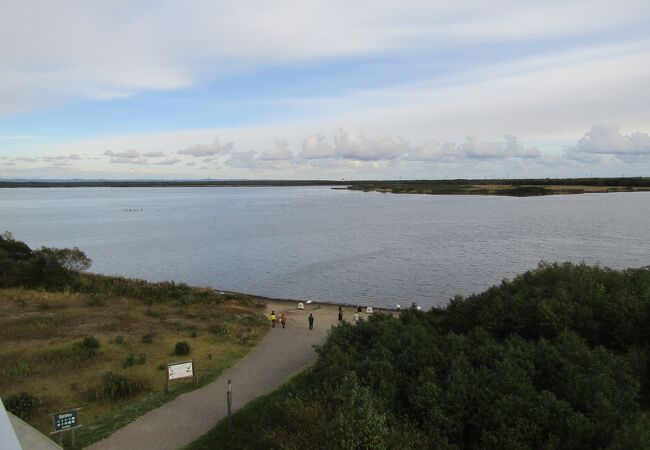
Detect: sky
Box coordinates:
(1, 0, 650, 180)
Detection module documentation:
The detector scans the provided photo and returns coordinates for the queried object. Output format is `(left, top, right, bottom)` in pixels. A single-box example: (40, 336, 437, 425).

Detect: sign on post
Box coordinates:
(51, 408, 81, 447)
(165, 360, 197, 392)
(53, 410, 78, 431)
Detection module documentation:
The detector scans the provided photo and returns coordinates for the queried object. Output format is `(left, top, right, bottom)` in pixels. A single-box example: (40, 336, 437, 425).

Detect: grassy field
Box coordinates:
(0, 278, 268, 448)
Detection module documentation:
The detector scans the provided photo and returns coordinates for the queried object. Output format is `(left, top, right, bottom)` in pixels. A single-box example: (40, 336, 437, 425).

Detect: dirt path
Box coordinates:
(86, 300, 352, 450)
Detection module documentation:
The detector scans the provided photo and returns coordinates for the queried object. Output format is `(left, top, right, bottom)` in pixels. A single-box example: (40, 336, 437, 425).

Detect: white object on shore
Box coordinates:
(306, 299, 312, 304)
(297, 302, 305, 310)
(396, 304, 401, 310)
(416, 305, 422, 310)
(366, 306, 373, 314)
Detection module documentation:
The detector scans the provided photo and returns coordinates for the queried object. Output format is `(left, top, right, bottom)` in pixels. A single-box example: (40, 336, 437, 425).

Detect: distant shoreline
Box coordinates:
(2, 177, 650, 197)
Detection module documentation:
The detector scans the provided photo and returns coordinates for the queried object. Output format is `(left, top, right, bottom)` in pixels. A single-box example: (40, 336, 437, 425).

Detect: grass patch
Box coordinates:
(0, 282, 268, 449)
(76, 349, 251, 449)
(184, 370, 309, 450)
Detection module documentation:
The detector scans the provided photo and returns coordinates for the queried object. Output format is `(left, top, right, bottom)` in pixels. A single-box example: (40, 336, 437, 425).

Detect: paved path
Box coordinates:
(87, 301, 344, 450)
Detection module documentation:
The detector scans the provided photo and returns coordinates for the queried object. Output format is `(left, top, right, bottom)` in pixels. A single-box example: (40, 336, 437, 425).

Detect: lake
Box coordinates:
(1, 187, 649, 308)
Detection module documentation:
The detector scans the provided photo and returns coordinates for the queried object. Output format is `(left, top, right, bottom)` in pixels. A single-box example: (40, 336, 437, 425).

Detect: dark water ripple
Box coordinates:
(1, 187, 649, 308)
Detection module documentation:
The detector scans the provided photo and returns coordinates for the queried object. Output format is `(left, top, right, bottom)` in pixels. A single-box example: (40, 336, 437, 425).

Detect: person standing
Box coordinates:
(270, 311, 277, 328)
(308, 313, 314, 330)
(338, 306, 343, 322)
(280, 311, 287, 328)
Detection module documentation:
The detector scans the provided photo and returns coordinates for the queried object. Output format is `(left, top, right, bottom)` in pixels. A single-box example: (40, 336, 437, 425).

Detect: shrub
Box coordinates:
(173, 341, 191, 356)
(5, 392, 43, 420)
(112, 336, 125, 345)
(93, 371, 149, 402)
(73, 336, 100, 359)
(122, 355, 136, 368)
(141, 332, 155, 344)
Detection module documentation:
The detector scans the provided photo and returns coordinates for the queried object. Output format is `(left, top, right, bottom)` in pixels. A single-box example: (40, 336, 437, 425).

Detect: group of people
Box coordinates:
(270, 304, 368, 331)
(339, 305, 364, 323)
(270, 310, 314, 330)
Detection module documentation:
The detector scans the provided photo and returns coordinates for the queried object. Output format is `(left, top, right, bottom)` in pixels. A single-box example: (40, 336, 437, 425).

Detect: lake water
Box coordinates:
(1, 187, 649, 308)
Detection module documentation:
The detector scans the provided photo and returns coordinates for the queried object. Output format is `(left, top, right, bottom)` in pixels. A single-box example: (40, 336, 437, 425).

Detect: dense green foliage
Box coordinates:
(189, 262, 650, 450)
(174, 341, 191, 356)
(0, 231, 92, 289)
(4, 391, 44, 420)
(92, 371, 150, 402)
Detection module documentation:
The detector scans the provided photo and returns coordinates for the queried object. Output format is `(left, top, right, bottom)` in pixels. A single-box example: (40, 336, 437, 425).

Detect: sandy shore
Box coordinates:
(262, 298, 396, 331)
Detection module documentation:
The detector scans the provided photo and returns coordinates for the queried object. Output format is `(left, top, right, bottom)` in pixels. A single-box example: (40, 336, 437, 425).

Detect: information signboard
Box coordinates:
(53, 410, 79, 432)
(168, 361, 194, 380)
(165, 360, 197, 392)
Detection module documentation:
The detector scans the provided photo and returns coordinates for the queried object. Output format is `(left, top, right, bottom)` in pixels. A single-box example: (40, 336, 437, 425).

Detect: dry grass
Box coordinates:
(0, 285, 267, 442)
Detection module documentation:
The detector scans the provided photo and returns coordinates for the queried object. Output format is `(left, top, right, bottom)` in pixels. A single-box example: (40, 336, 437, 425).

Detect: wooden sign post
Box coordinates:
(165, 360, 198, 393)
(227, 379, 233, 432)
(50, 408, 81, 447)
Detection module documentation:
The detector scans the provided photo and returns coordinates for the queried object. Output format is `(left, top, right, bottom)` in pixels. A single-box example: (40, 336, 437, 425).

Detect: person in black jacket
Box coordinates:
(308, 313, 314, 330)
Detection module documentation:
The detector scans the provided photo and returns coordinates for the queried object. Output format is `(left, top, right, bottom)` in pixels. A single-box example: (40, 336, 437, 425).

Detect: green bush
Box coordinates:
(72, 336, 100, 359)
(122, 355, 136, 368)
(141, 332, 154, 344)
(4, 391, 44, 420)
(93, 371, 149, 402)
(173, 341, 191, 356)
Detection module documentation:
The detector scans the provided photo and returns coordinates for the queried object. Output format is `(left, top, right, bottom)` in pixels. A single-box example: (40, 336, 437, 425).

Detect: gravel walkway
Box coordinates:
(86, 300, 343, 450)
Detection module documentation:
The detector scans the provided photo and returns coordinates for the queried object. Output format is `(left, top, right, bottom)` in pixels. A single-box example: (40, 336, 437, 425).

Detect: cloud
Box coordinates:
(152, 158, 180, 165)
(260, 139, 293, 161)
(299, 128, 411, 161)
(109, 157, 148, 165)
(13, 157, 39, 163)
(301, 134, 335, 159)
(299, 129, 542, 162)
(178, 138, 233, 157)
(461, 134, 541, 160)
(142, 151, 165, 157)
(407, 142, 461, 161)
(568, 124, 650, 156)
(4, 1, 649, 116)
(68, 153, 82, 160)
(334, 128, 410, 161)
(104, 149, 141, 158)
(226, 150, 258, 168)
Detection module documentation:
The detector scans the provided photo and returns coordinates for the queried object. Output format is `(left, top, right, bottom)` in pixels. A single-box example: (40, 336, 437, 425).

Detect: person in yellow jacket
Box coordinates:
(270, 311, 277, 328)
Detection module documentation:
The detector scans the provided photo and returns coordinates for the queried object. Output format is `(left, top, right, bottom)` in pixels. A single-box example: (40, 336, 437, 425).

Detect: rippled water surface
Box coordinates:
(1, 187, 649, 308)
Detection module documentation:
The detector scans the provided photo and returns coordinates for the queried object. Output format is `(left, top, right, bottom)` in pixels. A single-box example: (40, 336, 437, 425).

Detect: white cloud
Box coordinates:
(152, 158, 181, 165)
(142, 151, 165, 157)
(2, 1, 649, 115)
(569, 124, 650, 155)
(226, 150, 258, 168)
(461, 135, 540, 160)
(301, 134, 335, 159)
(104, 149, 141, 158)
(178, 138, 233, 157)
(333, 128, 410, 161)
(260, 139, 293, 161)
(109, 157, 148, 165)
(407, 142, 460, 161)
